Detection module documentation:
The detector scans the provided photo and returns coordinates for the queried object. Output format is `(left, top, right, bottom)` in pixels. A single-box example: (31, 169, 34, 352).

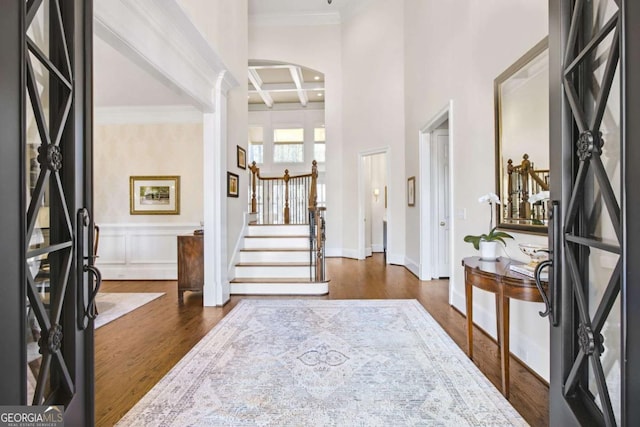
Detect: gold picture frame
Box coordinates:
(129, 176, 180, 215)
(407, 176, 416, 207)
(237, 145, 247, 169)
(227, 172, 239, 198)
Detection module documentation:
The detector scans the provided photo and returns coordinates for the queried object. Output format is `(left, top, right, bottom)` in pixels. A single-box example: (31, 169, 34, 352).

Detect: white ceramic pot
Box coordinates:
(479, 240, 499, 261)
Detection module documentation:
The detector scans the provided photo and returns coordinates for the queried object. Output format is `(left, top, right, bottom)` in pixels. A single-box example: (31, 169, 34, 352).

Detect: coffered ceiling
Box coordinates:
(248, 61, 325, 110)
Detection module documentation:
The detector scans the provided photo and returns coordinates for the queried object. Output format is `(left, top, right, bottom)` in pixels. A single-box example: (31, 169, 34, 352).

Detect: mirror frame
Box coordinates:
(494, 36, 549, 234)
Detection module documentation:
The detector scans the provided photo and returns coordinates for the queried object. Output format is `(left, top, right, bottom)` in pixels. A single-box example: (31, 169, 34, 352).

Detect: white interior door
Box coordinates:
(433, 129, 450, 278)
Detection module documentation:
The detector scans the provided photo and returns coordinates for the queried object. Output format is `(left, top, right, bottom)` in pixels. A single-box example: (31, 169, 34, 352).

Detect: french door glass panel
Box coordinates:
(24, 0, 76, 407)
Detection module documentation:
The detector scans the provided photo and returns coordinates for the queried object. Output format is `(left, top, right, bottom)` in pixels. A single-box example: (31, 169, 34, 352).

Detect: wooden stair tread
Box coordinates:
(240, 248, 308, 252)
(244, 235, 309, 239)
(248, 224, 309, 226)
(235, 262, 310, 267)
(230, 278, 320, 284)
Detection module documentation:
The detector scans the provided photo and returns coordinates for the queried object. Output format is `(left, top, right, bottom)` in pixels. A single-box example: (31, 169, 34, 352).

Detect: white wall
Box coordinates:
(94, 115, 204, 279)
(341, 0, 405, 263)
(404, 0, 550, 379)
(177, 0, 249, 287)
(248, 22, 344, 255)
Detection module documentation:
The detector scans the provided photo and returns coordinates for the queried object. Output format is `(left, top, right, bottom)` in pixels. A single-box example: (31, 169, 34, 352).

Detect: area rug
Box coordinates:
(116, 299, 527, 426)
(94, 292, 165, 329)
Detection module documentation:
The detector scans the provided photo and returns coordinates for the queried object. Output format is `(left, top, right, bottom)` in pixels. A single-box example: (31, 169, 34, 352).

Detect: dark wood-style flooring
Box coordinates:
(95, 254, 548, 426)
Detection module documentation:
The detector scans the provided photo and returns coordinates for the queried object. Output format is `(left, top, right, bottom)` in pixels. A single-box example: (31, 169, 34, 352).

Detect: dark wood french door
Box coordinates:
(547, 0, 640, 425)
(0, 1, 97, 425)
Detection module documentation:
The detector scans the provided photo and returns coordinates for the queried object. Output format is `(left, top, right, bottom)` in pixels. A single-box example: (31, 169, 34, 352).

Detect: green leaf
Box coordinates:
(463, 235, 481, 250)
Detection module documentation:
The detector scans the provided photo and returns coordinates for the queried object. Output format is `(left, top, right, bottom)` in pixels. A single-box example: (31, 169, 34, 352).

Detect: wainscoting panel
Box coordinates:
(96, 223, 199, 280)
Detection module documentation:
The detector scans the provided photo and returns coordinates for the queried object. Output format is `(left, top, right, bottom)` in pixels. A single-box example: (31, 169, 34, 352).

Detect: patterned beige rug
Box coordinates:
(94, 292, 165, 329)
(117, 299, 527, 426)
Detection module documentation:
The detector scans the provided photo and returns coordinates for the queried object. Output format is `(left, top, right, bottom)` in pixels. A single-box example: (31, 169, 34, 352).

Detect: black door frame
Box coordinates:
(0, 0, 27, 405)
(0, 1, 95, 424)
(549, 0, 640, 425)
(622, 1, 640, 424)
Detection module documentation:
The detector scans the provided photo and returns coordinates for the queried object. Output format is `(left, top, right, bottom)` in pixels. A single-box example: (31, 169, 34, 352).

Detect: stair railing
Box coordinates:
(249, 160, 319, 225)
(249, 160, 326, 282)
(308, 206, 326, 282)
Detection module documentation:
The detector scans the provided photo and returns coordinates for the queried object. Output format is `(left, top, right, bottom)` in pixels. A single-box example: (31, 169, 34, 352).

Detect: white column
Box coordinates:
(203, 71, 233, 306)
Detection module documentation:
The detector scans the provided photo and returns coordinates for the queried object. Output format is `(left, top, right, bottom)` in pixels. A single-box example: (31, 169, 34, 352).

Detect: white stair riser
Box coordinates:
(244, 237, 310, 250)
(239, 251, 310, 263)
(247, 225, 309, 236)
(230, 282, 329, 295)
(235, 265, 311, 279)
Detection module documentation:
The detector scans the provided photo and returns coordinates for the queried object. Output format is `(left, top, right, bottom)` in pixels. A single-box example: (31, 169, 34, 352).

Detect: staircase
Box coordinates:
(230, 224, 329, 295)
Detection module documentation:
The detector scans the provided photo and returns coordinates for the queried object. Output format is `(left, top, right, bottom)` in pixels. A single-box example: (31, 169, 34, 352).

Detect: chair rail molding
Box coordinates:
(94, 0, 239, 112)
(95, 223, 200, 280)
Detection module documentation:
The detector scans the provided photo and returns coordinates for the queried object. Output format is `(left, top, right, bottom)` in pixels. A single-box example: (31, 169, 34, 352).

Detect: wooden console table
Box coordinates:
(177, 234, 203, 303)
(462, 256, 547, 398)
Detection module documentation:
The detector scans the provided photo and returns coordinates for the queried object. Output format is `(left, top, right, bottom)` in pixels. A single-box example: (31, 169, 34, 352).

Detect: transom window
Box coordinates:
(248, 126, 264, 164)
(314, 127, 326, 163)
(273, 128, 304, 163)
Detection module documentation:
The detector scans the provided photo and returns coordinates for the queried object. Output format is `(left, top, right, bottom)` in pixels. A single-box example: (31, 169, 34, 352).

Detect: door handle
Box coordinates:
(84, 265, 102, 321)
(534, 201, 560, 326)
(77, 208, 103, 330)
(534, 259, 552, 318)
(440, 221, 446, 226)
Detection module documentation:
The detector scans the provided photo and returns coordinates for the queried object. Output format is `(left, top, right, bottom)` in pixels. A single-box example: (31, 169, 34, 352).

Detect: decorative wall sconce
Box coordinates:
(373, 188, 380, 202)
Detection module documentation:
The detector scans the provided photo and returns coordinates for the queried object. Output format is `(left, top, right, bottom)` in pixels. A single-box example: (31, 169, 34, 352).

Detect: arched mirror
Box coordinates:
(495, 37, 549, 234)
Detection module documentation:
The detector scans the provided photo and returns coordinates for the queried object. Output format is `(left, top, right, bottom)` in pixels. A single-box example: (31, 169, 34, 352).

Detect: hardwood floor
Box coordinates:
(95, 254, 549, 426)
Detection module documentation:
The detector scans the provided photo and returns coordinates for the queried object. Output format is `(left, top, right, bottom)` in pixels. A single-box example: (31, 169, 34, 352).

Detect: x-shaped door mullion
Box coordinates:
(564, 161, 589, 229)
(591, 259, 621, 334)
(26, 0, 44, 27)
(53, 172, 74, 239)
(564, 245, 617, 425)
(564, 258, 621, 392)
(590, 348, 617, 427)
(591, 151, 622, 242)
(590, 25, 619, 132)
(26, 168, 51, 245)
(25, 57, 52, 147)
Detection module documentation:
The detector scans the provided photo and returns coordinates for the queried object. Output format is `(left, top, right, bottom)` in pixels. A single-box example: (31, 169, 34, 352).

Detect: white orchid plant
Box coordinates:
(463, 192, 514, 250)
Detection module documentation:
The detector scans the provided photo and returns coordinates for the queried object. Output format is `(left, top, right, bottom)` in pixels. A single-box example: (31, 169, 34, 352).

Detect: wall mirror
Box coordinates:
(495, 37, 549, 234)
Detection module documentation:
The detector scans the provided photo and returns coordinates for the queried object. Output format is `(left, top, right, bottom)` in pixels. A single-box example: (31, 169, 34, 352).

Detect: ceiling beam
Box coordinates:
(289, 66, 308, 107)
(248, 82, 325, 93)
(247, 68, 273, 108)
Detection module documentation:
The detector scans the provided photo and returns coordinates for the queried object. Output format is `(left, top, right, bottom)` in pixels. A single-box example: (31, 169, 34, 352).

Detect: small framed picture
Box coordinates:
(227, 172, 239, 198)
(130, 176, 180, 215)
(237, 145, 247, 170)
(407, 176, 416, 207)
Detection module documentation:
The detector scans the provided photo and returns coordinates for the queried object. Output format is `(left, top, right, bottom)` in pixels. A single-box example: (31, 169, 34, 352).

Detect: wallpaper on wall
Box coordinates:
(94, 122, 204, 224)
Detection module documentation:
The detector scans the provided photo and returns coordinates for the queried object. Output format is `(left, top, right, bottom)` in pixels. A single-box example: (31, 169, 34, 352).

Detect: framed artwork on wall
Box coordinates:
(237, 145, 247, 169)
(407, 176, 416, 207)
(130, 176, 180, 215)
(227, 172, 239, 197)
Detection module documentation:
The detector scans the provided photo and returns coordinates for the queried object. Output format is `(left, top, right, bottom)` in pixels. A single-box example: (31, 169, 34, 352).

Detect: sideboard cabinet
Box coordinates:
(177, 234, 203, 302)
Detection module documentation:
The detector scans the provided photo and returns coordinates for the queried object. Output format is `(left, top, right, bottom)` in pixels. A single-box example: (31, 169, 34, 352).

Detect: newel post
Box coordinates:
(308, 160, 318, 210)
(249, 161, 259, 213)
(284, 169, 290, 224)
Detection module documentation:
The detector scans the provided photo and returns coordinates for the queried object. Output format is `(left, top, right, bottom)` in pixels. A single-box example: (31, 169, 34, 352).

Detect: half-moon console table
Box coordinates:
(462, 256, 547, 398)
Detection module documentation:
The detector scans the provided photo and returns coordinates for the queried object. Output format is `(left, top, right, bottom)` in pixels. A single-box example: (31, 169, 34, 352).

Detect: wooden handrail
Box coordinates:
(506, 154, 550, 221)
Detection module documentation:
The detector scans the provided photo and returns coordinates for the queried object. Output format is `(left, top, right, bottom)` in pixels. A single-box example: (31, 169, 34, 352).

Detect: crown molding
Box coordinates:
(94, 0, 239, 112)
(249, 12, 341, 27)
(95, 105, 203, 125)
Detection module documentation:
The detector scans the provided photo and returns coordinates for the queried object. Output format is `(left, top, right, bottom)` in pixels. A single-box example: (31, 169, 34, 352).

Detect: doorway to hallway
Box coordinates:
(358, 149, 389, 261)
(419, 102, 453, 284)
